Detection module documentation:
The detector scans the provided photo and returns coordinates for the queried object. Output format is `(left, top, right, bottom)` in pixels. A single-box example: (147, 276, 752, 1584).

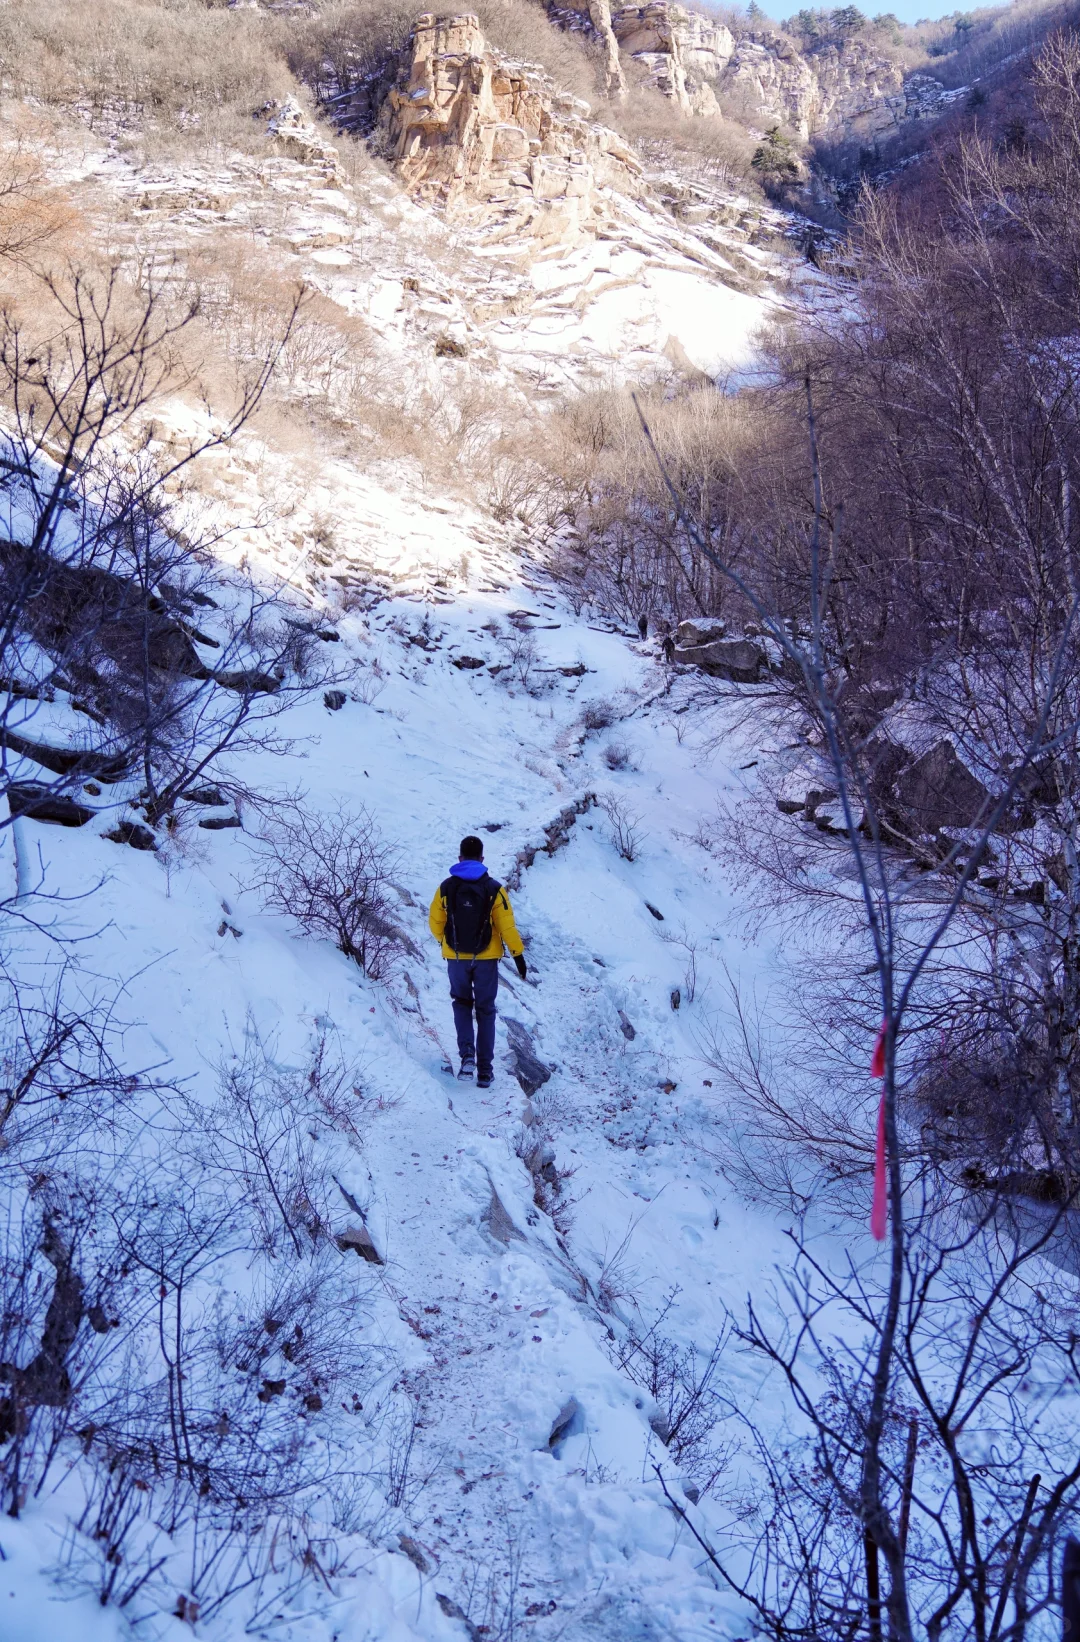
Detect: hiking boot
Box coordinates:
(458, 1056, 476, 1081)
(477, 1070, 493, 1090)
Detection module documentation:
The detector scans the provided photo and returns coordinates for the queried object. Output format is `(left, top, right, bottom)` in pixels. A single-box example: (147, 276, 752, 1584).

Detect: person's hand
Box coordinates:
(514, 954, 528, 980)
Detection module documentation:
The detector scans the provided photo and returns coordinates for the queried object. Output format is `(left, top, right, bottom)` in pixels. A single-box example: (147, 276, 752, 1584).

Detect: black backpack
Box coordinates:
(442, 873, 500, 955)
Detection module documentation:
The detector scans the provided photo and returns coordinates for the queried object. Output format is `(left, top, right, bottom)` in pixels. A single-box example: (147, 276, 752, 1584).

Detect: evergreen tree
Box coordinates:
(830, 5, 866, 33)
(751, 125, 801, 191)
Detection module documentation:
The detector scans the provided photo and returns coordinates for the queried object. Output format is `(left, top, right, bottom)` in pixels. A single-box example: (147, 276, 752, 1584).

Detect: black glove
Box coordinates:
(514, 954, 528, 980)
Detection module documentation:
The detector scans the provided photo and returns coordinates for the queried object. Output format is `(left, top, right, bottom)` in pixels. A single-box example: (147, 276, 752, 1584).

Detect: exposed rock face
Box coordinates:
(365, 7, 966, 249)
(717, 34, 906, 142)
(549, 0, 628, 98)
(674, 635, 768, 681)
(378, 12, 643, 246)
(613, 4, 735, 117)
(602, 3, 957, 142)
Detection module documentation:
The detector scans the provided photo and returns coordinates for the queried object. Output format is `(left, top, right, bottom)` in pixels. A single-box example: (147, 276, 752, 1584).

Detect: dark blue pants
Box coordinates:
(447, 958, 499, 1075)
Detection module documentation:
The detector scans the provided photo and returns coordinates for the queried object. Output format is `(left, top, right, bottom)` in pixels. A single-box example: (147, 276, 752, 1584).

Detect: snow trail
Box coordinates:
(1, 518, 800, 1640)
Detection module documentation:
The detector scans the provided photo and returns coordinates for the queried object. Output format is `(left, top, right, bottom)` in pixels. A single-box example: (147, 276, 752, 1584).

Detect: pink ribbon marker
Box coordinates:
(871, 1020, 887, 1241)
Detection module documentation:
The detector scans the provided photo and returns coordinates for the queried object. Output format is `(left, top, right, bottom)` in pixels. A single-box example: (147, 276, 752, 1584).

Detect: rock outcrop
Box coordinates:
(267, 97, 347, 184)
(613, 4, 736, 117)
(358, 6, 971, 249)
(549, 0, 628, 98)
(721, 34, 904, 141)
(578, 2, 960, 143)
(378, 12, 643, 246)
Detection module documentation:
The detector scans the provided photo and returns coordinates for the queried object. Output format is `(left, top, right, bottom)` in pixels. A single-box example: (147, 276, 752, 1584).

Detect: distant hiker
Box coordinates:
(662, 632, 676, 663)
(637, 613, 648, 640)
(429, 836, 526, 1089)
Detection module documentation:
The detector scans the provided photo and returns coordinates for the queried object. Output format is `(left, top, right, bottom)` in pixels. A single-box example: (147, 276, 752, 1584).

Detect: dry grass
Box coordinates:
(610, 85, 756, 186)
(0, 113, 80, 268)
(286, 0, 600, 109)
(492, 379, 783, 623)
(174, 231, 532, 499)
(0, 0, 293, 148)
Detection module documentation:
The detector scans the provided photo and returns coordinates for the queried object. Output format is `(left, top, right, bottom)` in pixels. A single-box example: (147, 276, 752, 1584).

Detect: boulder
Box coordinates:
(435, 1594, 481, 1641)
(451, 655, 486, 670)
(181, 785, 226, 806)
(105, 820, 158, 851)
(213, 669, 282, 695)
(398, 1535, 431, 1574)
(673, 637, 768, 682)
(675, 617, 726, 647)
(547, 1397, 584, 1454)
(7, 783, 94, 827)
(336, 1223, 383, 1263)
(891, 740, 991, 834)
(481, 1180, 525, 1245)
(198, 815, 242, 831)
(504, 1017, 552, 1096)
(814, 801, 863, 836)
(519, 1133, 557, 1186)
(775, 766, 837, 819)
(323, 689, 347, 710)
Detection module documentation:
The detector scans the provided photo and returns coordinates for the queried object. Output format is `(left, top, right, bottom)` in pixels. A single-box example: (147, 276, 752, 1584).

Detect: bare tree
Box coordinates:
(0, 254, 302, 840)
(634, 36, 1080, 1621)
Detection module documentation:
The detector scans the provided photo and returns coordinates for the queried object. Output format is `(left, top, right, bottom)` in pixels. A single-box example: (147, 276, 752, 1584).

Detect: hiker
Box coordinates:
(428, 835, 526, 1088)
(637, 613, 648, 640)
(662, 632, 676, 663)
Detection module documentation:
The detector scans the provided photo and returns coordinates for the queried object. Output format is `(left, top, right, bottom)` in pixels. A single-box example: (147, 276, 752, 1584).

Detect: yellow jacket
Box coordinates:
(428, 872, 524, 960)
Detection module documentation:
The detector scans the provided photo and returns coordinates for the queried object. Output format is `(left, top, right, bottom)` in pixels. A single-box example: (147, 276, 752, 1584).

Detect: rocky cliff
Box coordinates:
(361, 5, 963, 250)
(613, 2, 738, 117)
(550, 0, 629, 97)
(377, 12, 644, 247)
(545, 0, 961, 143)
(608, 2, 957, 141)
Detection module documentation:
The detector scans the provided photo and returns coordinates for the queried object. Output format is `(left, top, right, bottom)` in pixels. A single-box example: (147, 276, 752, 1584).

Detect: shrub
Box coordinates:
(598, 792, 644, 862)
(581, 697, 615, 732)
(0, 0, 293, 143)
(251, 802, 402, 978)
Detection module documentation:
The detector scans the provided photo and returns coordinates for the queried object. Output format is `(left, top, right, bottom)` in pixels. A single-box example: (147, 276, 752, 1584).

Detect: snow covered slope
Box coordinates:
(0, 75, 842, 1640)
(0, 482, 829, 1641)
